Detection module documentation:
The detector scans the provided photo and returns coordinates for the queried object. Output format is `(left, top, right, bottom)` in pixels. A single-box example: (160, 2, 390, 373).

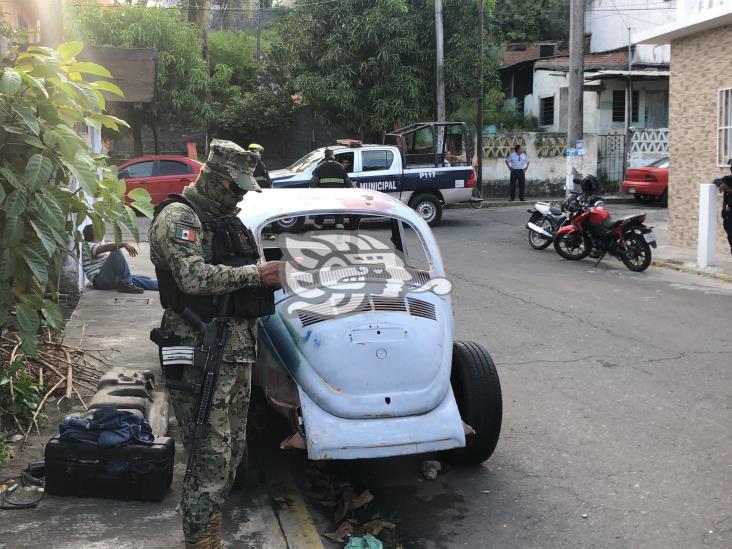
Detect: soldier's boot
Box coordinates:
(313, 223, 323, 230)
(210, 513, 223, 548)
(184, 537, 211, 549)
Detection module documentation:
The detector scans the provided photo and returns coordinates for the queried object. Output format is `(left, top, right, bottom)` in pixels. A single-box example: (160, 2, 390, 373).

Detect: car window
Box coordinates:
(648, 158, 669, 168)
(119, 161, 154, 179)
(287, 150, 327, 174)
(334, 152, 355, 173)
(361, 150, 394, 172)
(158, 160, 193, 176)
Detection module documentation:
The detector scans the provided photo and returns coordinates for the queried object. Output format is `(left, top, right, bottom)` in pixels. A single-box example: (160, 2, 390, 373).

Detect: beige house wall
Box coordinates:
(668, 25, 732, 253)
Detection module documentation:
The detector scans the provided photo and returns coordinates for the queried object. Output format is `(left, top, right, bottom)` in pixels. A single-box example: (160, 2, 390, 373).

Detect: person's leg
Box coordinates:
(174, 360, 241, 544)
(509, 170, 517, 200)
(313, 215, 324, 229)
(222, 363, 252, 495)
(518, 170, 526, 201)
(92, 250, 132, 290)
(723, 211, 732, 253)
(334, 215, 345, 229)
(131, 275, 158, 291)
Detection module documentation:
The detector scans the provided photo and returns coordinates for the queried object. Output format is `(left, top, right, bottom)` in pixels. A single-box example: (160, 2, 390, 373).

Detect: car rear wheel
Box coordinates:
(441, 341, 502, 466)
(409, 193, 443, 227)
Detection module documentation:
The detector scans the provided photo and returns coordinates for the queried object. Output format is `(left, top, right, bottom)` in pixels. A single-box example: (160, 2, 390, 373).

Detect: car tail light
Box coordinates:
(644, 173, 657, 182)
(466, 170, 476, 188)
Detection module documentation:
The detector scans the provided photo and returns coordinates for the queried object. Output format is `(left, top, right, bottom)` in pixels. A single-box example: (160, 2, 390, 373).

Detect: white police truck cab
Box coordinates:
(269, 122, 476, 228)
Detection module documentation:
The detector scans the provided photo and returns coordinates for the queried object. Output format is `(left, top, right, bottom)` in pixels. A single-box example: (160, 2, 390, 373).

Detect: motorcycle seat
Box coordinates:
(550, 205, 562, 215)
(602, 215, 642, 230)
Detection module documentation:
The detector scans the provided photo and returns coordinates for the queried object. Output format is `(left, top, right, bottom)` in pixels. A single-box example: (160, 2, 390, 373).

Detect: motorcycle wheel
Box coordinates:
(553, 232, 592, 260)
(527, 214, 554, 250)
(619, 232, 652, 272)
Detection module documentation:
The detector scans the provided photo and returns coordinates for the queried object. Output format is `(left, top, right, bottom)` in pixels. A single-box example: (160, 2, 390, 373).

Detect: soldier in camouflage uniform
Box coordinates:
(149, 140, 281, 548)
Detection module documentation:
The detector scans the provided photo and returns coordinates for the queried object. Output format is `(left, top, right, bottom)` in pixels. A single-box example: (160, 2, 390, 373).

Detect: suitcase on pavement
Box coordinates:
(44, 436, 175, 502)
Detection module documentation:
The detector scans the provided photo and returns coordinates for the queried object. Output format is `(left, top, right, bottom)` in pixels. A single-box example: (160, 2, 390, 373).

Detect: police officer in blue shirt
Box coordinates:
(505, 144, 529, 201)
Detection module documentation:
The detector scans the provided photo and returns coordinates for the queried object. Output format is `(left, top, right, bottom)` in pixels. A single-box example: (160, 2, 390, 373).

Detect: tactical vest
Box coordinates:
(153, 194, 274, 321)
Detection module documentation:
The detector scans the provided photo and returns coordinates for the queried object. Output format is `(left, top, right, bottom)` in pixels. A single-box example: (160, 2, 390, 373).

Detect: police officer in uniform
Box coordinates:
(310, 148, 355, 229)
(149, 139, 282, 548)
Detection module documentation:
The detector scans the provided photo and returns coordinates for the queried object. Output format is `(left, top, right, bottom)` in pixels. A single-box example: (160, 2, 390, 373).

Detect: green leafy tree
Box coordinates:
(68, 4, 215, 155)
(270, 0, 500, 137)
(492, 0, 570, 42)
(0, 35, 153, 356)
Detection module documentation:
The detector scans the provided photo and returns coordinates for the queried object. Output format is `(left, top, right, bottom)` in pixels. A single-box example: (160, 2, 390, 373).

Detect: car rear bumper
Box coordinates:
(299, 385, 466, 460)
(621, 180, 666, 196)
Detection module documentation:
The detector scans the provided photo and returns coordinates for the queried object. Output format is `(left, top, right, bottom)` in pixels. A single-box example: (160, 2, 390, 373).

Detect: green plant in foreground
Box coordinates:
(0, 360, 42, 430)
(0, 38, 153, 357)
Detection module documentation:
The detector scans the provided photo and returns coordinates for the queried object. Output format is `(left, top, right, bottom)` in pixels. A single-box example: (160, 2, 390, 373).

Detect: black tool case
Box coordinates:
(44, 436, 175, 502)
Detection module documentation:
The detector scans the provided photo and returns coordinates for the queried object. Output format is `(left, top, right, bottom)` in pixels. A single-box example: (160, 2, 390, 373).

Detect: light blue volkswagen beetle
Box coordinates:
(240, 188, 502, 465)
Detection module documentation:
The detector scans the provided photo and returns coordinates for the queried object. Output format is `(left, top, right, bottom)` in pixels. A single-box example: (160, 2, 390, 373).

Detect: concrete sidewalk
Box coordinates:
(647, 215, 732, 282)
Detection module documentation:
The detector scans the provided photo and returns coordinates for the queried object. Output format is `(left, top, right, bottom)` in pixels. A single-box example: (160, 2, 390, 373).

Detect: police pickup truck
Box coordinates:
(269, 122, 476, 229)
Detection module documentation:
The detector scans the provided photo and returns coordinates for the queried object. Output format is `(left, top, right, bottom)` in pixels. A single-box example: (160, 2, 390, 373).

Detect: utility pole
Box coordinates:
(626, 27, 633, 162)
(256, 0, 263, 63)
(435, 0, 446, 123)
(566, 0, 585, 196)
(476, 0, 484, 200)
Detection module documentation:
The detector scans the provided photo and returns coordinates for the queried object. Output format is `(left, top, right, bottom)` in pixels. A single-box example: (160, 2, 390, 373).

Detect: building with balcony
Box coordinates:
(637, 0, 732, 253)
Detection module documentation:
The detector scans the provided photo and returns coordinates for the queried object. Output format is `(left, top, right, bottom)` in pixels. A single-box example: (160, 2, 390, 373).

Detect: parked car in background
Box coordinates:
(621, 158, 669, 205)
(118, 156, 202, 205)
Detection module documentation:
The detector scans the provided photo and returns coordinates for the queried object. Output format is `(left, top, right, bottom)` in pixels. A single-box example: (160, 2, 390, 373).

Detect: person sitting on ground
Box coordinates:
(81, 226, 158, 293)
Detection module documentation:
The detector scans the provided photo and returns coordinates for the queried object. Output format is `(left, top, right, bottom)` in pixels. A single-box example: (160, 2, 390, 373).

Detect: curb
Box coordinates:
(651, 258, 732, 283)
(449, 196, 637, 209)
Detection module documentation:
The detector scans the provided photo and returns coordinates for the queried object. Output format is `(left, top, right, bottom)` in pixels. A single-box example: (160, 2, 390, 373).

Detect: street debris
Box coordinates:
(344, 534, 384, 549)
(0, 328, 112, 442)
(335, 489, 374, 522)
(581, 513, 589, 519)
(420, 460, 442, 480)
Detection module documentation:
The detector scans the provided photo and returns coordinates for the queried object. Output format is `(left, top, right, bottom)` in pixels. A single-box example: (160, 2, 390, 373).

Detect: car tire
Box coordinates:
(441, 341, 502, 466)
(659, 189, 668, 207)
(272, 216, 306, 233)
(409, 193, 443, 227)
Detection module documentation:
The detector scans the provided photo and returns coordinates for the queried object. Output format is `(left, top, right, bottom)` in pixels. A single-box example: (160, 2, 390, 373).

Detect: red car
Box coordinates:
(118, 155, 203, 205)
(621, 158, 669, 205)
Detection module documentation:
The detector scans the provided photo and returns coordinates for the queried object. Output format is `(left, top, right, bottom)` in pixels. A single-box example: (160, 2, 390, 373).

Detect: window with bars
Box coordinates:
(612, 90, 639, 123)
(540, 96, 554, 126)
(718, 88, 732, 167)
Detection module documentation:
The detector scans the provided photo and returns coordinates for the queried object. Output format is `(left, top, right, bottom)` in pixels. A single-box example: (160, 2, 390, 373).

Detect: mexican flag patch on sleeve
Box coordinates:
(175, 226, 197, 242)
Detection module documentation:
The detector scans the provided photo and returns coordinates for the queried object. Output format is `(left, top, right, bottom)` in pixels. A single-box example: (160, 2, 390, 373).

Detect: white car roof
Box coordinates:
(239, 188, 422, 228)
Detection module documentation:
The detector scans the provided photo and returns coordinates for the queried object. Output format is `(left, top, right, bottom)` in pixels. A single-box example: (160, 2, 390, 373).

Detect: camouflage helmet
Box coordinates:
(204, 139, 262, 192)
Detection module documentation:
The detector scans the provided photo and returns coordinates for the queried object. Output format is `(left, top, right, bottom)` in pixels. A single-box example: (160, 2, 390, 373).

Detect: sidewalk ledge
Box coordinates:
(448, 195, 638, 209)
(652, 258, 732, 283)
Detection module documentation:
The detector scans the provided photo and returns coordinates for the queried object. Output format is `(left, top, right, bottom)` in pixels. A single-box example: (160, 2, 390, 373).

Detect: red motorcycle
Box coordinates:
(553, 177, 657, 272)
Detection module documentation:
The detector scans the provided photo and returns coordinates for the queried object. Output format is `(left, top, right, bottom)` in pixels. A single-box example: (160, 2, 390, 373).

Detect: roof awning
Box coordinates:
(636, 8, 732, 45)
(584, 70, 670, 81)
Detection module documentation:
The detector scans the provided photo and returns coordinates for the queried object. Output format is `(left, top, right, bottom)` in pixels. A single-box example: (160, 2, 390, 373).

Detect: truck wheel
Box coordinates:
(273, 216, 305, 233)
(410, 193, 443, 226)
(442, 341, 502, 466)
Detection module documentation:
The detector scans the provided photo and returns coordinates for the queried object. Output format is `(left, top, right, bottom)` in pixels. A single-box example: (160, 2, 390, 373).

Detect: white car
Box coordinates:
(241, 188, 502, 464)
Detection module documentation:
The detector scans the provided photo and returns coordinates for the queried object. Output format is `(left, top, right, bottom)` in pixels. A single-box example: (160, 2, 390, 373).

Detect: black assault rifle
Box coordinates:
(180, 296, 231, 483)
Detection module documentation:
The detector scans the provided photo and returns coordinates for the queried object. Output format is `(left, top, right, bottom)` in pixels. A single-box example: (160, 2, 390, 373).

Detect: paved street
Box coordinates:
(2, 204, 730, 549)
(303, 204, 731, 548)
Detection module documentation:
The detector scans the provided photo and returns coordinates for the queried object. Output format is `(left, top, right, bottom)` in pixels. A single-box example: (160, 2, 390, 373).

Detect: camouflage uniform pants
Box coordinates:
(172, 359, 253, 542)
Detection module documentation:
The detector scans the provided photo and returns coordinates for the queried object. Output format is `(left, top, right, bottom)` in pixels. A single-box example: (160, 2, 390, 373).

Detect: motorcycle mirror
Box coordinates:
(594, 200, 605, 208)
